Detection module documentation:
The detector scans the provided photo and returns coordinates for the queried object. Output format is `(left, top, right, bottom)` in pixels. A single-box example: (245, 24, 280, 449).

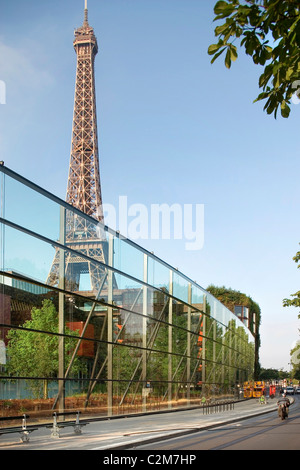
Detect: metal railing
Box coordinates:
(200, 400, 235, 414)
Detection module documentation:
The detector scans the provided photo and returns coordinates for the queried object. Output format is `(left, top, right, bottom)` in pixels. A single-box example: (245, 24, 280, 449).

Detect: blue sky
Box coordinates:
(1, 0, 300, 371)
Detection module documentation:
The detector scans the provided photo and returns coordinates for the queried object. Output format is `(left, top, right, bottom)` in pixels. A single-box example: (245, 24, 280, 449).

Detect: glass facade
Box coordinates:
(0, 166, 255, 420)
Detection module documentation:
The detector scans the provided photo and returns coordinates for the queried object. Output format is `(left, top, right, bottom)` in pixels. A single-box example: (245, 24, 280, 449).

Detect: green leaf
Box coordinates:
(280, 100, 290, 118)
(208, 43, 223, 55)
(214, 1, 236, 20)
(225, 48, 232, 69)
(274, 71, 280, 89)
(215, 24, 229, 35)
(253, 91, 271, 103)
(230, 45, 238, 62)
(210, 47, 226, 64)
(258, 66, 273, 88)
(286, 67, 295, 81)
(214, 1, 230, 14)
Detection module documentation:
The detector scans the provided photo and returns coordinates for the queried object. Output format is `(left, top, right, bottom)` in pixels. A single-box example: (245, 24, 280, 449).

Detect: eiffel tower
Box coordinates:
(47, 1, 107, 294)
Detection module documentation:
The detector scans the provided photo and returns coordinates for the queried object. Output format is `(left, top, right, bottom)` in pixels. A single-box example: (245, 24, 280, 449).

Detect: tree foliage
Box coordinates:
(283, 245, 300, 377)
(283, 244, 300, 313)
(290, 341, 300, 375)
(206, 284, 261, 330)
(208, 0, 300, 118)
(259, 367, 290, 380)
(207, 285, 261, 378)
(6, 299, 85, 398)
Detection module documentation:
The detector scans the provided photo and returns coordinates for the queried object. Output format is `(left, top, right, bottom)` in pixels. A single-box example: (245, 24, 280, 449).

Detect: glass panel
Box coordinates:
(172, 271, 189, 303)
(191, 285, 204, 309)
(0, 167, 256, 417)
(4, 173, 61, 242)
(3, 225, 56, 284)
(113, 236, 144, 282)
(147, 256, 170, 291)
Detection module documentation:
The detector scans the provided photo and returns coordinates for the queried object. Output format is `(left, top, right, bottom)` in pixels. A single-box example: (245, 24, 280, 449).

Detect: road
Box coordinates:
(135, 395, 300, 450)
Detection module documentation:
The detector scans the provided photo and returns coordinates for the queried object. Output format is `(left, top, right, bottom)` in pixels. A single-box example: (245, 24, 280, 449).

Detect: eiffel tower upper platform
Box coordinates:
(47, 1, 107, 294)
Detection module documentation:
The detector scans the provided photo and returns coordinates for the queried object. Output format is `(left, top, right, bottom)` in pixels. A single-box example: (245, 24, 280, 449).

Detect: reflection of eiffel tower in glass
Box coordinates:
(47, 1, 107, 293)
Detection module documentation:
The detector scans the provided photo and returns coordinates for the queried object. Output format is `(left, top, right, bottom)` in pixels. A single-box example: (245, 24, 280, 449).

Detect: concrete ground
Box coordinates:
(0, 398, 280, 450)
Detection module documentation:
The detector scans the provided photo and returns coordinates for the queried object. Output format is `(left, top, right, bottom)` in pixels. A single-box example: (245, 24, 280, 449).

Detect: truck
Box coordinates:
(243, 381, 253, 398)
(253, 381, 265, 398)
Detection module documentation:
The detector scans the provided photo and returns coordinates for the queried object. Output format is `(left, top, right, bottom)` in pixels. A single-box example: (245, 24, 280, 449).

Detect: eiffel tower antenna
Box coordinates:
(84, 0, 88, 25)
(47, 3, 107, 293)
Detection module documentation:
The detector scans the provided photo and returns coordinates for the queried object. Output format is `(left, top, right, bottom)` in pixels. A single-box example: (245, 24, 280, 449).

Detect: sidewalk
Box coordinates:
(0, 399, 279, 451)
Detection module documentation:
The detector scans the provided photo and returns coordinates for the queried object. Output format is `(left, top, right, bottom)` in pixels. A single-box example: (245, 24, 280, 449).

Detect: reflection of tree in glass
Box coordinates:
(6, 299, 86, 399)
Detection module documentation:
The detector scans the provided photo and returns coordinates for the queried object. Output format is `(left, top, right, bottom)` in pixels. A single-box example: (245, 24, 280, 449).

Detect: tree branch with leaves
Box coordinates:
(283, 245, 300, 312)
(208, 0, 300, 118)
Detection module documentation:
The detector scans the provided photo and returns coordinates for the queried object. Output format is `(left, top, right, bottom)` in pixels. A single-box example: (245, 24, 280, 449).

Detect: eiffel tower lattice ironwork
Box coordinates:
(47, 2, 107, 294)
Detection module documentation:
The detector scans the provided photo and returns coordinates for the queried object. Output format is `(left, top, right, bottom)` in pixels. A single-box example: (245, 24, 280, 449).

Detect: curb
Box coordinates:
(94, 405, 278, 450)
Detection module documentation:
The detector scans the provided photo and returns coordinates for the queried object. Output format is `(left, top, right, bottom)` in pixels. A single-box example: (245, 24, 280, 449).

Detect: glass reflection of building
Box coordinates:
(0, 166, 256, 420)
